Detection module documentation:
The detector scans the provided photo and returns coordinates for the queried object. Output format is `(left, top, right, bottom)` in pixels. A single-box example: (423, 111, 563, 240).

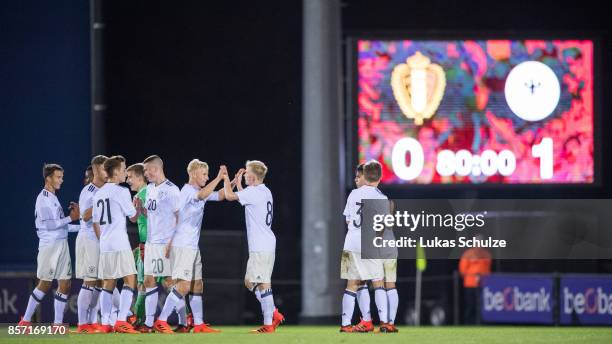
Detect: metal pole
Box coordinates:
(453, 270, 460, 325)
(300, 0, 344, 323)
(90, 0, 106, 155)
(415, 268, 422, 326)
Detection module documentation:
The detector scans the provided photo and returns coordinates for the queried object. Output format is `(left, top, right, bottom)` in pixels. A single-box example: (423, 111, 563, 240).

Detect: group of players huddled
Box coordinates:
(17, 154, 398, 334)
(18, 155, 284, 334)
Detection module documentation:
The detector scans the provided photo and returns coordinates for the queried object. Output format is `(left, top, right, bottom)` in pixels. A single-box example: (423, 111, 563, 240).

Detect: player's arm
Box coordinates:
(343, 194, 351, 225)
(82, 207, 93, 222)
(217, 189, 226, 201)
(93, 222, 101, 239)
(121, 189, 140, 223)
(234, 168, 245, 191)
(133, 195, 146, 217)
(37, 202, 79, 230)
(79, 191, 93, 222)
(223, 174, 239, 201)
(92, 197, 101, 238)
(128, 209, 140, 223)
(164, 189, 181, 257)
(217, 169, 242, 201)
(197, 165, 226, 200)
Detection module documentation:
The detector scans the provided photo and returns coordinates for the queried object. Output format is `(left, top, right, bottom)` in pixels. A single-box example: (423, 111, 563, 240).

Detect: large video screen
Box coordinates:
(356, 39, 594, 184)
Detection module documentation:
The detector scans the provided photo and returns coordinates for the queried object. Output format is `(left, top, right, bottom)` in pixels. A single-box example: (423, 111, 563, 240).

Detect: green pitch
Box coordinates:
(3, 326, 612, 344)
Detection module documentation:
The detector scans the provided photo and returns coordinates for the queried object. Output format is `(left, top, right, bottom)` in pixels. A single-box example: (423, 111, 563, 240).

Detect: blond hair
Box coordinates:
(187, 159, 209, 174)
(246, 160, 268, 181)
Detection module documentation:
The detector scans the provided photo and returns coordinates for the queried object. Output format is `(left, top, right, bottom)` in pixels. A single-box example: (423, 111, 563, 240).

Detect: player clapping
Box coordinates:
(223, 161, 284, 333)
(155, 160, 226, 333)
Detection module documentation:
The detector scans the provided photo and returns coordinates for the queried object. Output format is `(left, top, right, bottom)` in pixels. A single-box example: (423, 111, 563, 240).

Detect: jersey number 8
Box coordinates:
(265, 201, 273, 226)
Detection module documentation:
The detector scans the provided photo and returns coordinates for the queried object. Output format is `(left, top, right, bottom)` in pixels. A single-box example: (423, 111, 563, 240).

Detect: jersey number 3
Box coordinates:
(353, 202, 363, 228)
(97, 198, 112, 225)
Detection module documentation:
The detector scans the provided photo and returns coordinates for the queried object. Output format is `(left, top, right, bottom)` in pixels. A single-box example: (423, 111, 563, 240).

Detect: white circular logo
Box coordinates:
(504, 61, 560, 122)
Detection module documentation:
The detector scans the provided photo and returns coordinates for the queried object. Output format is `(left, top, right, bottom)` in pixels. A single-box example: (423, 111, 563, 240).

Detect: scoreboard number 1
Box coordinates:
(531, 137, 553, 179)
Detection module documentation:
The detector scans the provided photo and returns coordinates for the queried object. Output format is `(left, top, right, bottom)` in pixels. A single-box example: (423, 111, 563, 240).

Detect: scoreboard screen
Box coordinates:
(355, 39, 594, 184)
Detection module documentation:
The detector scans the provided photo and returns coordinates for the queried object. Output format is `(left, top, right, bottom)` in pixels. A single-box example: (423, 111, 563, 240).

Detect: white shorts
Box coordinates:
(75, 233, 100, 281)
(144, 243, 171, 277)
(37, 240, 72, 281)
(170, 246, 202, 281)
(383, 258, 397, 283)
(245, 252, 275, 284)
(340, 250, 384, 281)
(98, 250, 137, 280)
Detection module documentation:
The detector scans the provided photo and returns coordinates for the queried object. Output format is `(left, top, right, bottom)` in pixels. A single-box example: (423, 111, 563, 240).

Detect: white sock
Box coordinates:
(176, 298, 186, 325)
(112, 287, 120, 309)
(159, 288, 183, 322)
(357, 284, 371, 321)
(144, 287, 158, 327)
(23, 288, 46, 322)
(108, 288, 120, 325)
(118, 287, 135, 322)
(254, 289, 262, 303)
(53, 291, 68, 324)
(77, 285, 93, 325)
(341, 289, 356, 326)
(374, 287, 388, 323)
(100, 289, 113, 325)
(89, 287, 101, 323)
(387, 288, 399, 324)
(260, 288, 275, 326)
(189, 293, 203, 326)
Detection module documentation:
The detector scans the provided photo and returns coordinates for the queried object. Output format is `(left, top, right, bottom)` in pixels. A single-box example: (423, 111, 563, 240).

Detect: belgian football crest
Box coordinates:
(391, 51, 446, 125)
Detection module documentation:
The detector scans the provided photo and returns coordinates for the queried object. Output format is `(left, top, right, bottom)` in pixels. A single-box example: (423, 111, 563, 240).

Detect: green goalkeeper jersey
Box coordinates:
(136, 186, 147, 243)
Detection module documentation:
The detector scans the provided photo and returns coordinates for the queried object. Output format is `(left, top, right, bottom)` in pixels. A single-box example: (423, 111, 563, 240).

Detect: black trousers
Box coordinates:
(463, 287, 480, 325)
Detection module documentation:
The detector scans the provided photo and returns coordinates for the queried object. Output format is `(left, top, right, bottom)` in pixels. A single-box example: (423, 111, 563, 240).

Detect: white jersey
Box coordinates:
(92, 183, 136, 253)
(78, 183, 99, 241)
(34, 189, 71, 249)
(236, 184, 276, 252)
(145, 180, 180, 244)
(172, 185, 220, 249)
(343, 185, 388, 253)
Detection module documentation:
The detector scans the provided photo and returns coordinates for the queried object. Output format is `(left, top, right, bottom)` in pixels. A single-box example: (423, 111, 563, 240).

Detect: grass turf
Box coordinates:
(3, 326, 612, 344)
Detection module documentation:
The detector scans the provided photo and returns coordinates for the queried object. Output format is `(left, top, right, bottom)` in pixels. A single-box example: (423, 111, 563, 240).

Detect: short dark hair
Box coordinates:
(91, 155, 108, 166)
(363, 160, 382, 183)
(127, 163, 145, 178)
(43, 163, 63, 179)
(143, 155, 163, 166)
(103, 156, 124, 178)
(115, 155, 126, 163)
(356, 163, 365, 176)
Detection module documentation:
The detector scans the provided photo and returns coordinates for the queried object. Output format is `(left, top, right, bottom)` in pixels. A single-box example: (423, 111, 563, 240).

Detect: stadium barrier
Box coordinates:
(481, 273, 612, 326)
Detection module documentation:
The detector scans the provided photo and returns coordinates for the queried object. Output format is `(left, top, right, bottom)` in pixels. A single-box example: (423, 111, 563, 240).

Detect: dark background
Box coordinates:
(1, 0, 611, 324)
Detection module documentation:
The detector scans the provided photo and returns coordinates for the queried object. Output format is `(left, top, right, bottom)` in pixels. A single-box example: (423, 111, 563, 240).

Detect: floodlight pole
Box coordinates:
(300, 0, 345, 323)
(415, 268, 422, 326)
(90, 0, 106, 155)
